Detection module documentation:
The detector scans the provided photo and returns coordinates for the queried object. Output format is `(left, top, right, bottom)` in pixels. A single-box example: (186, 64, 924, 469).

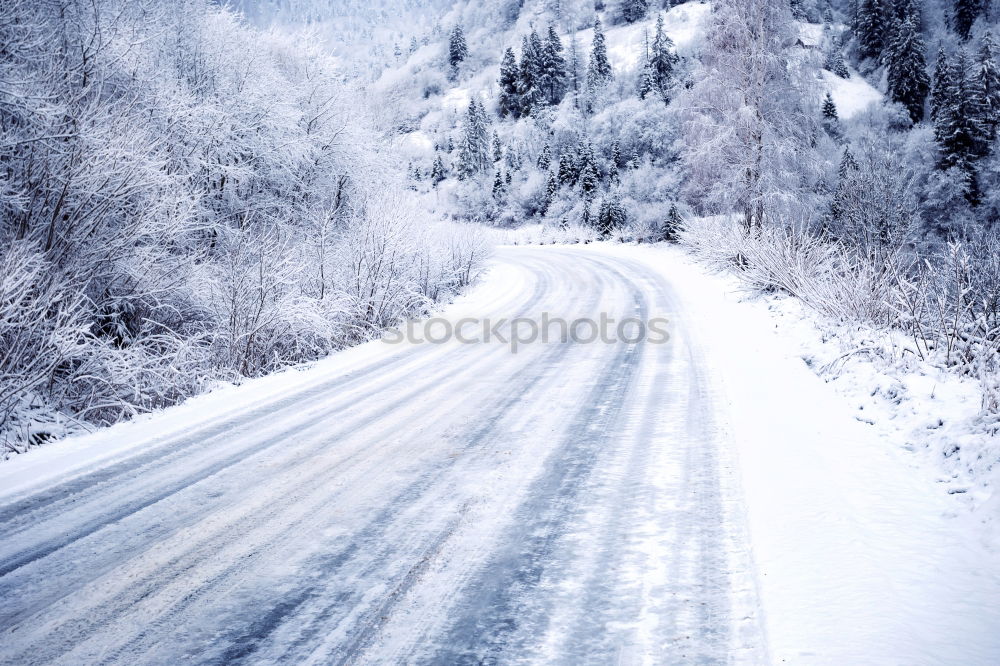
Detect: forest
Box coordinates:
(0, 0, 487, 452)
(2, 0, 999, 459)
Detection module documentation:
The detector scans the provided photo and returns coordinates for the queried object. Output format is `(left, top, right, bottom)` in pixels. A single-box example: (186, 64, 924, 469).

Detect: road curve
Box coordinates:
(0, 246, 763, 665)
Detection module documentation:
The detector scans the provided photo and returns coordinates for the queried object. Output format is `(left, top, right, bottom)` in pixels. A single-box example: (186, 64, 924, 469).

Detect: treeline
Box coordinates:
(416, 10, 682, 237)
(679, 0, 1000, 420)
(0, 0, 487, 452)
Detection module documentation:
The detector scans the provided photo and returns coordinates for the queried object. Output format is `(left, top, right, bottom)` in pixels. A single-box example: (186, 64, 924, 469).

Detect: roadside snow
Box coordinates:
(570, 242, 1000, 665)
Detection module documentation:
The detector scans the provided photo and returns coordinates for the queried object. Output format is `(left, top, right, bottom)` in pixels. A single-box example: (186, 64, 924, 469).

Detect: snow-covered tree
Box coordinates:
(587, 18, 614, 91)
(537, 144, 552, 170)
(498, 47, 520, 117)
(679, 0, 820, 230)
(449, 24, 469, 77)
(640, 13, 679, 103)
(541, 26, 568, 106)
(976, 32, 1000, 139)
(855, 0, 892, 61)
(518, 31, 545, 114)
(458, 99, 492, 179)
(934, 49, 989, 200)
(619, 0, 649, 24)
(886, 16, 930, 123)
(954, 0, 985, 41)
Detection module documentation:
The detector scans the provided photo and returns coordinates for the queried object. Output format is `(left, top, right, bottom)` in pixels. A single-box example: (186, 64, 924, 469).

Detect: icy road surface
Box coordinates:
(0, 247, 761, 664)
(1, 245, 998, 665)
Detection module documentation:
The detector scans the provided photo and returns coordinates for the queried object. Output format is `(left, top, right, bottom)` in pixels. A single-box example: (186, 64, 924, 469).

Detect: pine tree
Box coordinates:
(621, 0, 649, 23)
(934, 49, 989, 201)
(829, 148, 860, 231)
(931, 48, 953, 124)
(498, 47, 520, 118)
(579, 160, 599, 198)
(954, 0, 984, 41)
(518, 31, 545, 114)
(597, 194, 627, 236)
(826, 47, 851, 78)
(662, 203, 682, 241)
(547, 170, 558, 197)
(541, 26, 568, 105)
(449, 25, 469, 77)
(822, 92, 841, 137)
(637, 61, 655, 99)
(643, 13, 679, 103)
(839, 147, 859, 179)
(543, 170, 558, 212)
(587, 18, 613, 91)
(823, 92, 839, 121)
(886, 16, 930, 122)
(855, 0, 891, 61)
(558, 151, 576, 185)
(976, 32, 1000, 139)
(537, 144, 552, 171)
(457, 99, 491, 179)
(492, 170, 505, 200)
(431, 155, 446, 185)
(492, 132, 503, 162)
(597, 196, 611, 234)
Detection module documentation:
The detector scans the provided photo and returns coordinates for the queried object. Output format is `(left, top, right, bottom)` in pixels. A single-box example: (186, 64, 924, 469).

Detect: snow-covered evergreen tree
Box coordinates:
(458, 99, 492, 179)
(855, 0, 891, 61)
(431, 155, 447, 185)
(886, 16, 930, 123)
(661, 204, 683, 241)
(541, 26, 568, 105)
(518, 31, 545, 114)
(954, 0, 985, 41)
(587, 18, 614, 91)
(931, 47, 953, 124)
(449, 24, 469, 77)
(498, 47, 520, 118)
(537, 144, 552, 170)
(620, 0, 649, 24)
(641, 13, 679, 103)
(976, 32, 1000, 139)
(825, 47, 851, 78)
(934, 50, 989, 200)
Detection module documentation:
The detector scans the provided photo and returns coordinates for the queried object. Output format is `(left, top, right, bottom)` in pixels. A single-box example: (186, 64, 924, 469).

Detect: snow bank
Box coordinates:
(580, 242, 1000, 665)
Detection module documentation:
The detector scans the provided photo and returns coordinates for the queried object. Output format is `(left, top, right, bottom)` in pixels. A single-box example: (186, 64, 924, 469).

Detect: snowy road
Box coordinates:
(0, 246, 763, 664)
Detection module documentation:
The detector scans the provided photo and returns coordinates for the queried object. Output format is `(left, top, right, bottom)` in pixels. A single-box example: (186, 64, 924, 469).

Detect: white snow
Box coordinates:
(821, 67, 884, 119)
(2, 242, 997, 664)
(587, 242, 1000, 665)
(571, 1, 711, 72)
(797, 22, 825, 48)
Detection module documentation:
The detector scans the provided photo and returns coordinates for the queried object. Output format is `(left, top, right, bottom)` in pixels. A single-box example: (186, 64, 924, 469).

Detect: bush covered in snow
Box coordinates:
(0, 0, 491, 454)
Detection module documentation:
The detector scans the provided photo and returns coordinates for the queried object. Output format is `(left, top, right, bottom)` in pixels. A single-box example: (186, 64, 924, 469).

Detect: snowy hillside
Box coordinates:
(2, 0, 1000, 664)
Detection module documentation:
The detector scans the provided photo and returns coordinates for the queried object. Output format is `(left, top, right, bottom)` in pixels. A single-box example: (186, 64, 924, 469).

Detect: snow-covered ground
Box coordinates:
(573, 1, 711, 70)
(820, 67, 884, 119)
(1, 243, 998, 664)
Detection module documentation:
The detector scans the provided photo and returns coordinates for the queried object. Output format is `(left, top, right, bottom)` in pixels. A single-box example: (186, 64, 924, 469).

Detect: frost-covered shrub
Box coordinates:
(0, 0, 492, 454)
(590, 97, 678, 165)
